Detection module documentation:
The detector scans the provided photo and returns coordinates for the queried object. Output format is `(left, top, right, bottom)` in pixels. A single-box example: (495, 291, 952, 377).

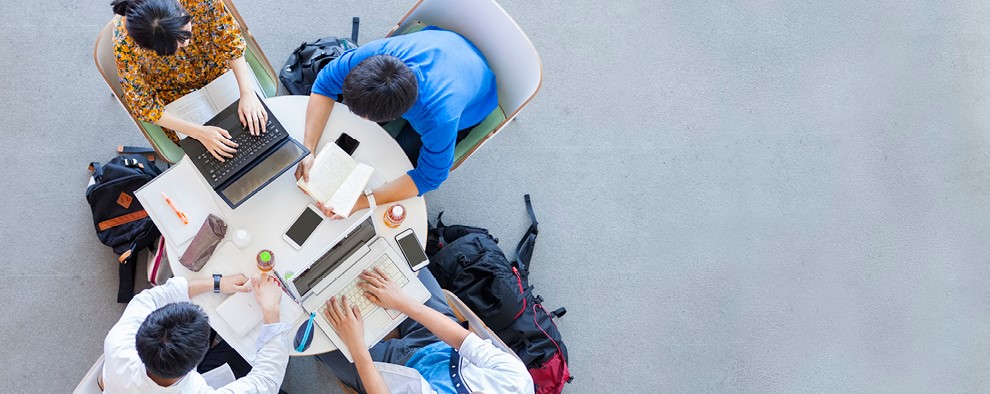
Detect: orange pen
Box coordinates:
(162, 192, 189, 225)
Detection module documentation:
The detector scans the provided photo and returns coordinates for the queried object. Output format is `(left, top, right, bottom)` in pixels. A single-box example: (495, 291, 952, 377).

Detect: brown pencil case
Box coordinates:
(179, 214, 227, 272)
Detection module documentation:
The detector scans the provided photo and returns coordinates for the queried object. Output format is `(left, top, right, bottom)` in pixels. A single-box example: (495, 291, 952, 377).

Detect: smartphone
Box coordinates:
(335, 133, 360, 156)
(282, 204, 325, 250)
(395, 228, 429, 271)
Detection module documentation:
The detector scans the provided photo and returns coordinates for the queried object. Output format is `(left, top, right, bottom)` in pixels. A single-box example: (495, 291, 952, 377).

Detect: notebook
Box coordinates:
(216, 290, 263, 337)
(296, 142, 374, 218)
(135, 161, 223, 246)
(164, 69, 264, 126)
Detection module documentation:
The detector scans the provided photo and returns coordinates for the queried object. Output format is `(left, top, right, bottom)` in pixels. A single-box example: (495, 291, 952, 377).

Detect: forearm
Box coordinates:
(352, 175, 420, 212)
(401, 302, 470, 349)
(303, 94, 336, 151)
(157, 112, 202, 138)
(353, 349, 390, 394)
(227, 56, 255, 96)
(217, 324, 290, 393)
(187, 278, 215, 298)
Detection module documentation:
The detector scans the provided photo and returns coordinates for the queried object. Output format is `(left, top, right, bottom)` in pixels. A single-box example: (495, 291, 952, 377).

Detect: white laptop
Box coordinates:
(285, 210, 431, 362)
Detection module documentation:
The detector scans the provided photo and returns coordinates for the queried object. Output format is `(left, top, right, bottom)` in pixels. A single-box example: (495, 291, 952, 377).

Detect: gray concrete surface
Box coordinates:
(2, 0, 990, 392)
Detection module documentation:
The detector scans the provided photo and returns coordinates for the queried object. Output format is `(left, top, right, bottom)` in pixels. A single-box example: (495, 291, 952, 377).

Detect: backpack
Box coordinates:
(86, 149, 163, 303)
(279, 17, 360, 95)
(428, 195, 573, 393)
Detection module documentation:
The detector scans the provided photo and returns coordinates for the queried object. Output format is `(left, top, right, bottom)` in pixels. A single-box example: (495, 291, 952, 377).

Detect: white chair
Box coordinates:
(94, 0, 278, 163)
(72, 355, 104, 394)
(386, 0, 543, 171)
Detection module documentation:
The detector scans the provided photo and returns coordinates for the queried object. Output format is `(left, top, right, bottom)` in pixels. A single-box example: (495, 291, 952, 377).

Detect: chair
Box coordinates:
(385, 0, 542, 171)
(72, 355, 104, 394)
(336, 290, 519, 393)
(93, 0, 278, 163)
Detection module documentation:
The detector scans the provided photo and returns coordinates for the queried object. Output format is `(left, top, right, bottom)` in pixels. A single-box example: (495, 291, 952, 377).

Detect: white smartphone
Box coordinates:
(395, 228, 429, 271)
(282, 204, 325, 250)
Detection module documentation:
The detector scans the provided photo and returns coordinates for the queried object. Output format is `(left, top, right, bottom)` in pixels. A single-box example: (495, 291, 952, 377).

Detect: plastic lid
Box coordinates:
(260, 251, 272, 262)
(391, 205, 404, 216)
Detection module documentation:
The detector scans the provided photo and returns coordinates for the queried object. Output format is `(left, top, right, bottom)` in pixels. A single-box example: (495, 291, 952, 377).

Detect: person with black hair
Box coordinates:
(317, 268, 533, 393)
(111, 0, 269, 162)
(102, 273, 290, 393)
(294, 27, 498, 219)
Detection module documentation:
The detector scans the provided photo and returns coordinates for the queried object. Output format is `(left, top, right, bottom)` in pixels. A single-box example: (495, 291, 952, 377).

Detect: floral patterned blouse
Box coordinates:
(113, 0, 246, 143)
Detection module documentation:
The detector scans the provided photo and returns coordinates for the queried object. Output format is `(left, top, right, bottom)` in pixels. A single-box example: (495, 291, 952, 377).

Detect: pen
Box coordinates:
(162, 192, 189, 225)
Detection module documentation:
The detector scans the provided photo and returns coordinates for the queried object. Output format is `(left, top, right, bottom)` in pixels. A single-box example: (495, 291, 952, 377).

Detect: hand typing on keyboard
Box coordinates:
(357, 267, 414, 312)
(192, 125, 239, 162)
(323, 295, 366, 352)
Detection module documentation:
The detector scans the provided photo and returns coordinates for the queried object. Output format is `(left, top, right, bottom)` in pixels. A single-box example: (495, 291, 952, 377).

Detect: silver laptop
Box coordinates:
(286, 211, 431, 362)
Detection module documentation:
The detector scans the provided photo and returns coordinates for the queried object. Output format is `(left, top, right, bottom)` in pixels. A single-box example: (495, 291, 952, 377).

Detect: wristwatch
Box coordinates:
(364, 189, 377, 210)
(213, 274, 222, 293)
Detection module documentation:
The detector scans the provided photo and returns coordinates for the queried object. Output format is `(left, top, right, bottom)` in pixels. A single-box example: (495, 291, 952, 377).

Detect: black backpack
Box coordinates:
(427, 195, 572, 391)
(279, 17, 360, 95)
(86, 149, 163, 303)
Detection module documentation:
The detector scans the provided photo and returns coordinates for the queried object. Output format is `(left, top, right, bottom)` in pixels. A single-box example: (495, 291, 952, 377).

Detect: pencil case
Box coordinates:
(179, 214, 227, 272)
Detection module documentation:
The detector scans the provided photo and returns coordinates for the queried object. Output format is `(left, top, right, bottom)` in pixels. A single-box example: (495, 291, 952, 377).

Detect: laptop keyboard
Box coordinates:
(196, 119, 284, 184)
(319, 253, 409, 320)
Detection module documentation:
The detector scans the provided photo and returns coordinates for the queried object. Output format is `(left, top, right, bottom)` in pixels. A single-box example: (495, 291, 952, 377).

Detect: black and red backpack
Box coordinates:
(427, 195, 572, 393)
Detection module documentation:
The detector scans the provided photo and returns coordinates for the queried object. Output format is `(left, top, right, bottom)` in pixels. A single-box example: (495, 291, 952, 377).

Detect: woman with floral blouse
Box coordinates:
(111, 0, 267, 161)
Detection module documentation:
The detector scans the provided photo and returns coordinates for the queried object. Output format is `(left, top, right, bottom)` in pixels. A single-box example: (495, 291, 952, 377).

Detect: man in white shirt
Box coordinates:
(102, 273, 290, 393)
(318, 268, 534, 394)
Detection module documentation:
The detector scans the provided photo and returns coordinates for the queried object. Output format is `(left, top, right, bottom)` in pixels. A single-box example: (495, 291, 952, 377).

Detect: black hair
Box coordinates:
(135, 302, 211, 379)
(111, 0, 192, 56)
(342, 55, 418, 122)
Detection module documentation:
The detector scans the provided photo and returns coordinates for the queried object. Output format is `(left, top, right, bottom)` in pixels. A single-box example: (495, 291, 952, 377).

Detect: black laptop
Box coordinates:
(179, 95, 309, 208)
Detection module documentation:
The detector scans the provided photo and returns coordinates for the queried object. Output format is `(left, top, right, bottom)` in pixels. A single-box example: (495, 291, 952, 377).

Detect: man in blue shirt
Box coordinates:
(295, 27, 498, 216)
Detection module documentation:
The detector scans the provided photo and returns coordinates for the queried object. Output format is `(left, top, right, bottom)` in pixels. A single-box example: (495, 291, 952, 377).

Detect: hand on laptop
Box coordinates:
(238, 93, 269, 136)
(194, 125, 239, 162)
(358, 267, 411, 313)
(252, 273, 282, 324)
(324, 295, 365, 350)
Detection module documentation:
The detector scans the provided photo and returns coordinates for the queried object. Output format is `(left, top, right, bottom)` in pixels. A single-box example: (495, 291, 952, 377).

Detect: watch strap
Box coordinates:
(213, 274, 222, 293)
(364, 189, 377, 210)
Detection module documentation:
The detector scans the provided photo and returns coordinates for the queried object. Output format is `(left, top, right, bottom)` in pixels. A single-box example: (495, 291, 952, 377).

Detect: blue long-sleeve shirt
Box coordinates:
(311, 27, 498, 194)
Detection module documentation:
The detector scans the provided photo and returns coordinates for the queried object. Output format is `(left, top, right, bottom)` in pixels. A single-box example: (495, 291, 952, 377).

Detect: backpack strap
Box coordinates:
(117, 146, 156, 166)
(89, 162, 104, 182)
(514, 194, 539, 271)
(116, 146, 155, 154)
(117, 242, 138, 303)
(533, 303, 566, 363)
(435, 211, 449, 245)
(524, 194, 539, 233)
(351, 16, 360, 45)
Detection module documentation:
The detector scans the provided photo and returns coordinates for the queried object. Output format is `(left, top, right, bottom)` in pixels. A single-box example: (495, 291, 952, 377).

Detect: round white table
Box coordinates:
(162, 95, 427, 356)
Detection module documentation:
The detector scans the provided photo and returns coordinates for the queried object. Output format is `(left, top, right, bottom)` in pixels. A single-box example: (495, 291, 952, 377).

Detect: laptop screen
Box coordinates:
(293, 217, 377, 296)
(220, 140, 307, 207)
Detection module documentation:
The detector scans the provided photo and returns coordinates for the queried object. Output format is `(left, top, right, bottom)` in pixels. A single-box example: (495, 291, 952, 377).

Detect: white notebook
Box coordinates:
(296, 142, 374, 218)
(216, 290, 263, 337)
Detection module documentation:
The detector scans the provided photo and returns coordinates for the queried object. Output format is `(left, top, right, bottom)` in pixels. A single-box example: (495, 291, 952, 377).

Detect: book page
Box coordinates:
(163, 91, 218, 125)
(204, 69, 263, 111)
(162, 69, 264, 125)
(297, 143, 359, 203)
(325, 163, 374, 218)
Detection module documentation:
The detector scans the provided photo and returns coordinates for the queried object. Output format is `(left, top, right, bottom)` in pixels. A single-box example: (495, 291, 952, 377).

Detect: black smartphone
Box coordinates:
(335, 133, 360, 156)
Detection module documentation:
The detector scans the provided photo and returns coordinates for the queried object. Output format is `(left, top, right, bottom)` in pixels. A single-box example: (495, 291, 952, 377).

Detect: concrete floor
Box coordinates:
(3, 0, 990, 392)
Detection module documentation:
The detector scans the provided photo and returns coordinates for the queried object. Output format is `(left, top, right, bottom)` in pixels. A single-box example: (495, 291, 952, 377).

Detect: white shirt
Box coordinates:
(378, 333, 534, 394)
(102, 277, 290, 393)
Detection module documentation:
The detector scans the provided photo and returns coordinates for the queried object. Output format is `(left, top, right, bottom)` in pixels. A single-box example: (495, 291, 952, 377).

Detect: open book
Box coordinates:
(163, 69, 264, 126)
(296, 142, 374, 218)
